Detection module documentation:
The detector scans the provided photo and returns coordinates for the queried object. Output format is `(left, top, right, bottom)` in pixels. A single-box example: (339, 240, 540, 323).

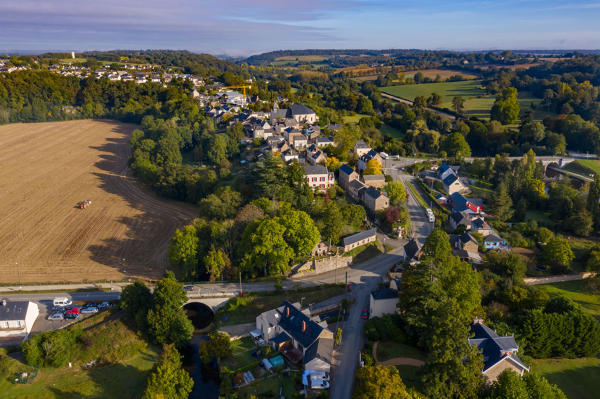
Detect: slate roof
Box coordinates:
(404, 238, 421, 260)
(339, 164, 354, 176)
(304, 336, 333, 364)
(316, 137, 333, 144)
(364, 186, 384, 200)
(468, 321, 529, 372)
(363, 174, 385, 182)
(271, 331, 292, 346)
(472, 218, 489, 229)
(342, 228, 377, 246)
(484, 233, 503, 243)
(354, 140, 371, 149)
(371, 287, 398, 300)
(277, 302, 323, 349)
(271, 109, 288, 119)
(360, 149, 380, 163)
(348, 179, 366, 192)
(450, 211, 466, 224)
(449, 192, 468, 208)
(0, 301, 30, 321)
(438, 163, 451, 176)
(303, 165, 328, 175)
(290, 103, 315, 116)
(443, 174, 459, 186)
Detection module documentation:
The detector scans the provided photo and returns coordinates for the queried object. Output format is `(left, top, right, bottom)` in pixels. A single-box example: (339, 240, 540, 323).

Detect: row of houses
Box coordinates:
(339, 164, 389, 213)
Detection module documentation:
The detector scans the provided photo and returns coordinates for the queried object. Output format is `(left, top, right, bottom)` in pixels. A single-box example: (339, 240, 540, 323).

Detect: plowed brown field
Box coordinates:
(0, 120, 198, 283)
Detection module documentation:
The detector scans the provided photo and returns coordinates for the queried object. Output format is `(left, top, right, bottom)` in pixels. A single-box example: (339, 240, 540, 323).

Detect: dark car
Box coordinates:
(64, 312, 79, 319)
(183, 285, 194, 291)
(85, 302, 98, 308)
(98, 302, 110, 310)
(361, 308, 369, 320)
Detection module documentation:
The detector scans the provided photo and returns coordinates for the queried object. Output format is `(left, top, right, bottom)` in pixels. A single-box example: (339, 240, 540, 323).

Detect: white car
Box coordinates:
(81, 307, 99, 314)
(53, 297, 72, 307)
(48, 313, 64, 320)
(311, 379, 329, 390)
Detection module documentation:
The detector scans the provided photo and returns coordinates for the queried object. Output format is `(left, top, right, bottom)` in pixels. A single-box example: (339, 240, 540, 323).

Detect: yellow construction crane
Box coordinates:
(221, 85, 252, 97)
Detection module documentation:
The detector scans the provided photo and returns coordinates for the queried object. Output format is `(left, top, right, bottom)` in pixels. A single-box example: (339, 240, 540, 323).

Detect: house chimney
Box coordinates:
(286, 307, 290, 317)
(1, 299, 6, 306)
(473, 317, 483, 324)
(302, 320, 306, 332)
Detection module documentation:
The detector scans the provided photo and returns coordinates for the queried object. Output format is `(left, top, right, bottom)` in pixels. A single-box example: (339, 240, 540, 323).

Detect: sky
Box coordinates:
(1, 0, 600, 56)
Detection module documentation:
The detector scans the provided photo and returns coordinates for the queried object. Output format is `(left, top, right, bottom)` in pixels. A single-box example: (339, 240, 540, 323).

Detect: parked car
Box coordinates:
(65, 307, 81, 314)
(183, 285, 194, 291)
(81, 307, 98, 314)
(51, 307, 66, 314)
(53, 297, 72, 307)
(85, 302, 98, 308)
(64, 312, 79, 320)
(98, 302, 110, 310)
(311, 379, 329, 389)
(361, 308, 369, 320)
(48, 313, 64, 320)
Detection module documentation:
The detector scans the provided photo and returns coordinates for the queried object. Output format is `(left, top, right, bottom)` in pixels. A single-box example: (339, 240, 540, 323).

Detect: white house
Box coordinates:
(290, 104, 318, 124)
(303, 165, 335, 191)
(0, 300, 39, 344)
(369, 288, 398, 318)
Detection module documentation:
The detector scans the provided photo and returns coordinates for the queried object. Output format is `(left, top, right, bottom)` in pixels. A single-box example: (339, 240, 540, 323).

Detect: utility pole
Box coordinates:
(239, 271, 243, 296)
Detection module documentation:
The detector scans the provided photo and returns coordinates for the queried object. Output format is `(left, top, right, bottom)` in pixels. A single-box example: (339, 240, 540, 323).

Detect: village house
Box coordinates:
(342, 229, 377, 252)
(315, 137, 334, 148)
(404, 238, 422, 263)
(369, 287, 398, 318)
(449, 193, 482, 213)
(338, 164, 359, 191)
(303, 165, 335, 191)
(289, 133, 308, 150)
(357, 150, 384, 172)
(289, 104, 318, 124)
(307, 150, 326, 165)
(353, 140, 372, 157)
(0, 300, 39, 345)
(484, 233, 507, 250)
(281, 149, 299, 163)
(450, 233, 482, 264)
(443, 174, 466, 195)
(362, 174, 386, 189)
(361, 186, 389, 212)
(468, 319, 529, 383)
(347, 179, 367, 202)
(256, 302, 333, 373)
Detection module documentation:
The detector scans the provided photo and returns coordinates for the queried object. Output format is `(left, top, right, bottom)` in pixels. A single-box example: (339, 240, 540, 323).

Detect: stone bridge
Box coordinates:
(186, 295, 232, 312)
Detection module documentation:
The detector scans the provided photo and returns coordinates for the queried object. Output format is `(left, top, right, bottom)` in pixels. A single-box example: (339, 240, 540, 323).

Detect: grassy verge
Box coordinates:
(537, 280, 600, 320)
(532, 357, 600, 399)
(215, 284, 347, 326)
(236, 372, 299, 398)
(0, 287, 112, 295)
(407, 181, 428, 209)
(377, 341, 426, 362)
(220, 337, 260, 371)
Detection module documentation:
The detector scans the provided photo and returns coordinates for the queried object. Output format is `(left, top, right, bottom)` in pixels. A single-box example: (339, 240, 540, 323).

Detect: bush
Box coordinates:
(363, 314, 405, 343)
(23, 329, 82, 368)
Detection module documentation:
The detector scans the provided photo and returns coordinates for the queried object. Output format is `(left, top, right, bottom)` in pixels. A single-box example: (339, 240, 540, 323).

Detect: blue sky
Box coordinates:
(1, 0, 599, 55)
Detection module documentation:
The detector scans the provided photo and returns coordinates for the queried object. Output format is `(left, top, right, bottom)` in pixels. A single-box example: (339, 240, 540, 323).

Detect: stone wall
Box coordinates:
(291, 255, 352, 277)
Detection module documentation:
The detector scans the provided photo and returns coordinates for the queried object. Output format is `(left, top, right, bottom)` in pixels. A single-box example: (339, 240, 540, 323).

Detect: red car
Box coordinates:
(361, 308, 369, 320)
(65, 307, 81, 314)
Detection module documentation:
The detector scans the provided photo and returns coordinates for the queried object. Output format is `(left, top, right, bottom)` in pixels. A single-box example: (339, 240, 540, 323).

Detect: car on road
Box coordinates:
(53, 297, 72, 307)
(48, 313, 64, 320)
(361, 308, 369, 320)
(81, 307, 99, 314)
(183, 285, 194, 291)
(64, 312, 79, 320)
(98, 302, 110, 310)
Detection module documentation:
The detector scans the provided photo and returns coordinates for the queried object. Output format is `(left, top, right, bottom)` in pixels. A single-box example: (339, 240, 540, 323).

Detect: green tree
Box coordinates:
(146, 271, 194, 347)
(364, 159, 383, 175)
(485, 370, 529, 399)
(443, 132, 471, 158)
(491, 87, 521, 124)
(322, 202, 344, 244)
(542, 238, 574, 272)
(143, 344, 194, 399)
(353, 365, 423, 399)
(168, 225, 199, 277)
(489, 181, 514, 221)
(198, 331, 232, 362)
(203, 245, 231, 281)
(240, 218, 295, 276)
(342, 203, 367, 228)
(522, 373, 567, 399)
(120, 280, 154, 330)
(452, 96, 465, 114)
(198, 186, 242, 220)
(383, 181, 406, 206)
(279, 208, 321, 258)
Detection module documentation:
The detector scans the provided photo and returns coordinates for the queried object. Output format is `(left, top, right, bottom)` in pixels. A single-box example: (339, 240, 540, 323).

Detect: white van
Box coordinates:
(53, 297, 72, 307)
(426, 208, 435, 223)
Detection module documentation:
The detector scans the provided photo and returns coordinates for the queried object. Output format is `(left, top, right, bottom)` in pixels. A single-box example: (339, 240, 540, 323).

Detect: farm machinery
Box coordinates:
(77, 200, 92, 209)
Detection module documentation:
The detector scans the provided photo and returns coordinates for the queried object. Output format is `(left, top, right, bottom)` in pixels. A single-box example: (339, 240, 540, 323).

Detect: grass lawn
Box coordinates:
(407, 182, 428, 209)
(537, 280, 600, 321)
(381, 80, 547, 121)
(532, 357, 600, 399)
(220, 337, 259, 371)
(0, 346, 159, 399)
(216, 284, 347, 325)
(525, 210, 553, 225)
(563, 160, 600, 177)
(342, 113, 369, 124)
(380, 124, 404, 140)
(236, 371, 299, 398)
(377, 341, 426, 362)
(395, 365, 422, 391)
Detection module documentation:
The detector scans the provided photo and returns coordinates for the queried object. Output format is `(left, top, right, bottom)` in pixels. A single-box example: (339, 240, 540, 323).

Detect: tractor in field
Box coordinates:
(77, 200, 92, 209)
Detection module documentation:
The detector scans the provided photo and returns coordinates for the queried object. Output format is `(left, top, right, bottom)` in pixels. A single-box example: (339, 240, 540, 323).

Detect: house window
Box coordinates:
(312, 177, 317, 182)
(1, 321, 8, 329)
(320, 177, 325, 182)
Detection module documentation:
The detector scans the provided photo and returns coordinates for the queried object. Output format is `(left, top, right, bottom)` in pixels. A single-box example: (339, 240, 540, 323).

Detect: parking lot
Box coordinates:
(31, 298, 114, 334)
